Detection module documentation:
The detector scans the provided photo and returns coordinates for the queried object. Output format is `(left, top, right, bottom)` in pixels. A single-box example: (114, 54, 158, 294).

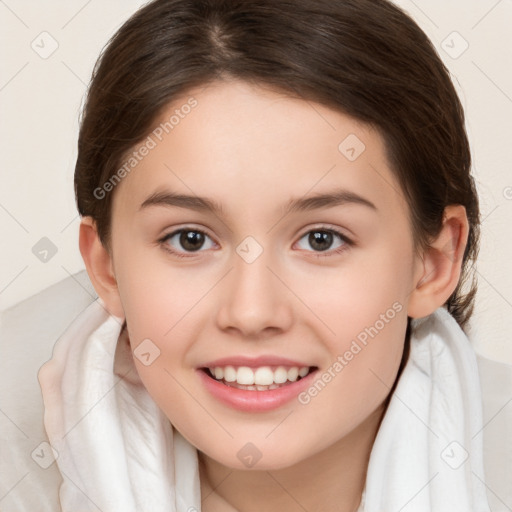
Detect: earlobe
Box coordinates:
(79, 217, 125, 319)
(407, 205, 469, 319)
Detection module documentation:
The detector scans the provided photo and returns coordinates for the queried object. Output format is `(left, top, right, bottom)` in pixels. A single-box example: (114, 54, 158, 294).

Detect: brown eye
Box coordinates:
(179, 230, 205, 251)
(308, 231, 334, 252)
(161, 228, 215, 255)
(295, 227, 352, 258)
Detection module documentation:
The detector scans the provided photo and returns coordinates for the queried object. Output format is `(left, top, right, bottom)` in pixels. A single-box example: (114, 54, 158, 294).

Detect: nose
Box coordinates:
(216, 248, 294, 339)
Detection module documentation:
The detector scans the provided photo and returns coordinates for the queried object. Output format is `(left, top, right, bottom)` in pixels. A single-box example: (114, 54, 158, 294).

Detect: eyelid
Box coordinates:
(296, 223, 353, 240)
(159, 224, 216, 242)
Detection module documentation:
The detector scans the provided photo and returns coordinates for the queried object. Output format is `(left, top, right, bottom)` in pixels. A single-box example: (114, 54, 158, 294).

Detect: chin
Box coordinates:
(202, 440, 313, 472)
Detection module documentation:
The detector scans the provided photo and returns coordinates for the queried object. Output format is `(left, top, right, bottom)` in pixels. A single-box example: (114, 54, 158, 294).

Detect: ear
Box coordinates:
(407, 205, 469, 319)
(79, 216, 125, 319)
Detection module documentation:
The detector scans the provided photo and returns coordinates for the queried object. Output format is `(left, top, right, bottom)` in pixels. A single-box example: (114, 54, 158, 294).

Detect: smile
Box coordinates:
(197, 357, 319, 412)
(205, 365, 312, 390)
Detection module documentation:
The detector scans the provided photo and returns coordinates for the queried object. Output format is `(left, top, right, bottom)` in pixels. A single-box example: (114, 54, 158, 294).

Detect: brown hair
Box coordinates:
(74, 0, 479, 329)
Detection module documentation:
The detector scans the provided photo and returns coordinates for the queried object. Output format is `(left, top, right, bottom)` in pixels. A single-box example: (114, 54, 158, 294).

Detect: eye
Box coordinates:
(295, 227, 352, 256)
(159, 228, 216, 257)
(158, 226, 352, 259)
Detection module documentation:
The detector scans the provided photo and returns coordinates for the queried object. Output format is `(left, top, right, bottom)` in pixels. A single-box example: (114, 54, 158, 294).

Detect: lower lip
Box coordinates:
(197, 369, 317, 412)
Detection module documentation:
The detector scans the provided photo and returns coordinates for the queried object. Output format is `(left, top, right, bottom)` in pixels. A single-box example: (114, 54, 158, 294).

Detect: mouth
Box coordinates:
(200, 364, 317, 391)
(197, 356, 319, 411)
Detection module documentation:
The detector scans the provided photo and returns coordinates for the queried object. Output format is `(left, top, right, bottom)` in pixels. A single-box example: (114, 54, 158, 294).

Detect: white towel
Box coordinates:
(38, 299, 491, 511)
(360, 307, 491, 511)
(38, 299, 201, 512)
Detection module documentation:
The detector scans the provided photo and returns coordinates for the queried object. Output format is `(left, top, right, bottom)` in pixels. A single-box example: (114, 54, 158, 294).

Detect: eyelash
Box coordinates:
(158, 226, 353, 259)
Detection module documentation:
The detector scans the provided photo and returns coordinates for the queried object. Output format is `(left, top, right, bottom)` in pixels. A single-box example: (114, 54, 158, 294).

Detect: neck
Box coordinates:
(199, 401, 388, 512)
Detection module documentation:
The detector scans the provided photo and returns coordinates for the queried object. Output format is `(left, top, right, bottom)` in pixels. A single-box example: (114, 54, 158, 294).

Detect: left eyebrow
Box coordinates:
(283, 189, 377, 215)
(138, 188, 377, 216)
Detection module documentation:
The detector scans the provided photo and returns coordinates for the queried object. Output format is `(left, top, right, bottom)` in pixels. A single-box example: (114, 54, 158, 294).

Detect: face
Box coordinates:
(108, 79, 420, 470)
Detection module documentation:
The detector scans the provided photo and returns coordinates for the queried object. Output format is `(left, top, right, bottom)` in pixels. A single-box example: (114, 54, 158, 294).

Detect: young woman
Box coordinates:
(35, 0, 505, 510)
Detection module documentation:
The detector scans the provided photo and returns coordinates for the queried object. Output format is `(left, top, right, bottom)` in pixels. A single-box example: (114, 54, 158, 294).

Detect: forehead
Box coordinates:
(112, 79, 407, 221)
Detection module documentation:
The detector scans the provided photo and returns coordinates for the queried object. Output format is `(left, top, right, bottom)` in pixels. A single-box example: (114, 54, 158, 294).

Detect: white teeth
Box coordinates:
(287, 367, 299, 382)
(254, 366, 274, 385)
(209, 365, 312, 387)
(274, 366, 288, 384)
(237, 366, 255, 385)
(298, 366, 310, 378)
(223, 365, 237, 382)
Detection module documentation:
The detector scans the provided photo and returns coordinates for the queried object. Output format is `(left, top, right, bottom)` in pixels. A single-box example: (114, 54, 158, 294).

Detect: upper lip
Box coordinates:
(200, 355, 314, 369)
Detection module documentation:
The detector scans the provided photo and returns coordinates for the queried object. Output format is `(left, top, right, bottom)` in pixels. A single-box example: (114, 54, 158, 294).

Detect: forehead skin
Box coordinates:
(111, 79, 411, 252)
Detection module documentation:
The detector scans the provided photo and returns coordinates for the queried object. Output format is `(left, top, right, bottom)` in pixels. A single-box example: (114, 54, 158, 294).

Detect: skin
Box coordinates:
(80, 79, 469, 512)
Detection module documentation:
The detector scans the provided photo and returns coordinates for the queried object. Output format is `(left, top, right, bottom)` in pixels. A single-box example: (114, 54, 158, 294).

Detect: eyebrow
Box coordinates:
(139, 188, 377, 215)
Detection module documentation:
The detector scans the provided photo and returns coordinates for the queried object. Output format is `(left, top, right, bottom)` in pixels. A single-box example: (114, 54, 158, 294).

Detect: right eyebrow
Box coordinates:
(139, 190, 225, 215)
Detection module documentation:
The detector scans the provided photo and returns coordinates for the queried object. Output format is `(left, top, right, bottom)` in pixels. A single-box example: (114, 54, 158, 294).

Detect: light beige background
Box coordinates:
(1, 0, 511, 363)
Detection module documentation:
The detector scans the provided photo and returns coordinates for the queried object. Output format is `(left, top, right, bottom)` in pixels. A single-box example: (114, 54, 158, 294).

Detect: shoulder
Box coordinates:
(476, 353, 512, 511)
(0, 271, 96, 511)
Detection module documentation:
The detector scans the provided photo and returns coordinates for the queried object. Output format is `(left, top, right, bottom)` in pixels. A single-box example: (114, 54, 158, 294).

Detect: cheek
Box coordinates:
(290, 244, 411, 420)
(129, 356, 204, 449)
(114, 243, 208, 340)
(112, 251, 214, 422)
(291, 238, 413, 341)
(295, 306, 408, 447)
